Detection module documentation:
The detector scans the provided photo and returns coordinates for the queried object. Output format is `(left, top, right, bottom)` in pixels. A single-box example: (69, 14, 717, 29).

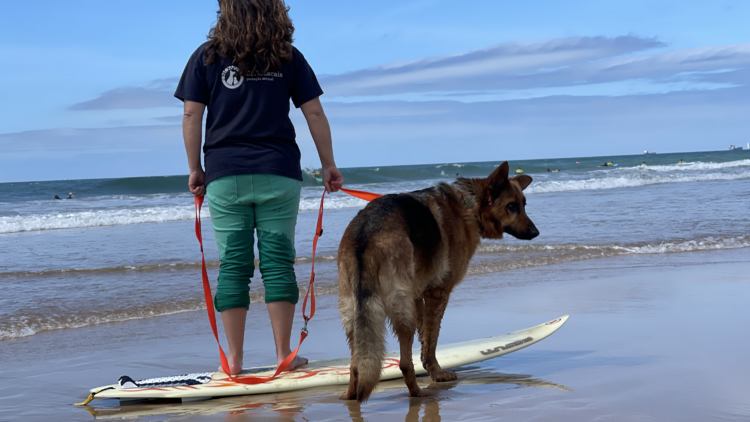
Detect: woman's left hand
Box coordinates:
(322, 165, 343, 193)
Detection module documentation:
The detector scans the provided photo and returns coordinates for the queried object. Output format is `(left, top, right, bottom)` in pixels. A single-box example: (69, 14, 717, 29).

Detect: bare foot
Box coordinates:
(218, 354, 243, 375)
(282, 354, 308, 371)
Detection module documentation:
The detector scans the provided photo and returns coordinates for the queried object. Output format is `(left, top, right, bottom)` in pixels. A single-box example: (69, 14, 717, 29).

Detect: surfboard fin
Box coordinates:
(118, 375, 139, 388)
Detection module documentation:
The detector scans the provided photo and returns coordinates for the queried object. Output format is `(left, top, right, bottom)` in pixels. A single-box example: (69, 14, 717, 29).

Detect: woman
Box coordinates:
(175, 0, 343, 375)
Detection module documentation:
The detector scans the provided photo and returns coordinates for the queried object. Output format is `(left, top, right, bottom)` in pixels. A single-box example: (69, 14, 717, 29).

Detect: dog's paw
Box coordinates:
(432, 370, 458, 382)
(339, 391, 357, 401)
(408, 388, 431, 398)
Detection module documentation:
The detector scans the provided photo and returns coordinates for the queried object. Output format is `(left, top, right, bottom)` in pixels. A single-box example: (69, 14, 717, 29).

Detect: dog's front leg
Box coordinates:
(420, 288, 458, 382)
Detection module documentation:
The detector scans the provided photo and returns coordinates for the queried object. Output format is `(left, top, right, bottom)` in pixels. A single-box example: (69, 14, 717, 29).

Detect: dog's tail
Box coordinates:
(352, 266, 387, 402)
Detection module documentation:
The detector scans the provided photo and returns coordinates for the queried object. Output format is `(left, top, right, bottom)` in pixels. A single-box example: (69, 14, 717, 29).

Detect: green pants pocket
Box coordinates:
(207, 176, 238, 207)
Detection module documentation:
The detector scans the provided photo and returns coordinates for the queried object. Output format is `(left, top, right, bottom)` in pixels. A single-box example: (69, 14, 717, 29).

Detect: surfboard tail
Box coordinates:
(353, 293, 386, 402)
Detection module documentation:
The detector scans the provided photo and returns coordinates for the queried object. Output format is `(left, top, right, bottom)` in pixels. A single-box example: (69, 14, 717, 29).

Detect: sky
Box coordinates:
(0, 0, 749, 182)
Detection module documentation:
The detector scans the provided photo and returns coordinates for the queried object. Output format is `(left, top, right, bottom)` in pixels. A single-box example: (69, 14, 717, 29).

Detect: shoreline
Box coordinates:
(1, 248, 749, 421)
(3, 231, 748, 343)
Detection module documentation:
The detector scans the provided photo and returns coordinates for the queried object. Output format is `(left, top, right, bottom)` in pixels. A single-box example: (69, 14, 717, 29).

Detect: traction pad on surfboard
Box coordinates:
(118, 372, 213, 389)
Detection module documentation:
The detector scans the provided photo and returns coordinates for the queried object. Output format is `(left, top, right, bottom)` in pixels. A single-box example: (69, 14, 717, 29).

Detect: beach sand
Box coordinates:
(1, 248, 749, 421)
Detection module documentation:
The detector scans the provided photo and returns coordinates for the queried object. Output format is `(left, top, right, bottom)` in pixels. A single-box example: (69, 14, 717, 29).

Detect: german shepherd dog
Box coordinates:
(337, 161, 539, 402)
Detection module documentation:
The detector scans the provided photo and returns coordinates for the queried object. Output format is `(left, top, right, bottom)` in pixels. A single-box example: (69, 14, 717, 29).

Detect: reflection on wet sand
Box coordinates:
(84, 367, 571, 421)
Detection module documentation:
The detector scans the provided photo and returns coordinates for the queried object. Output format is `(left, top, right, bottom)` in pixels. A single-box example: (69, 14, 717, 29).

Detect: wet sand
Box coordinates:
(1, 248, 749, 421)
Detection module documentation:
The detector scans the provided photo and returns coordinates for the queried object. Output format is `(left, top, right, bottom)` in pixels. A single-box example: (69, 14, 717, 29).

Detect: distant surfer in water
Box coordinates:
(177, 0, 343, 376)
(54, 195, 61, 200)
(67, 192, 75, 199)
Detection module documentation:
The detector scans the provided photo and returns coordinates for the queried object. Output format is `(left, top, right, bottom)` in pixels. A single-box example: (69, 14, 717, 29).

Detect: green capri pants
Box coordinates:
(206, 174, 301, 311)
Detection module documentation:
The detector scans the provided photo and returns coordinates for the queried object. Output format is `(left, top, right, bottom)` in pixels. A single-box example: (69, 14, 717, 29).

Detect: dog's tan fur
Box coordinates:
(337, 161, 539, 402)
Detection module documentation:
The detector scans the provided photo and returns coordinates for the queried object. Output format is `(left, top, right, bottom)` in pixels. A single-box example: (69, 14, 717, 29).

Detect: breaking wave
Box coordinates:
(527, 169, 750, 194)
(0, 205, 204, 234)
(5, 169, 749, 234)
(619, 159, 750, 173)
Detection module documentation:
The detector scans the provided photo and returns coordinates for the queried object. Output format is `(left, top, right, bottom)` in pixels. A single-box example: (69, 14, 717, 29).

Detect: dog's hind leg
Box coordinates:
(388, 290, 427, 397)
(339, 295, 359, 400)
(420, 287, 458, 382)
(415, 297, 425, 341)
(340, 328, 359, 400)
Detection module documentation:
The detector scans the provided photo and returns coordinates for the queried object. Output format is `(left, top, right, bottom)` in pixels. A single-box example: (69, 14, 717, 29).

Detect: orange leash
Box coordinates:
(194, 187, 382, 384)
(339, 187, 383, 202)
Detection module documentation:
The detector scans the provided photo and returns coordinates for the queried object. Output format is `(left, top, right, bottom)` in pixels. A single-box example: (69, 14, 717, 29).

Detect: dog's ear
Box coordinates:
(485, 161, 510, 198)
(514, 175, 532, 190)
(487, 162, 509, 186)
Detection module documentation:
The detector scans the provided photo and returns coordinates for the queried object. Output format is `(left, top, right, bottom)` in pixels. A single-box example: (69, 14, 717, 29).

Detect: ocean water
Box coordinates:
(1, 150, 749, 342)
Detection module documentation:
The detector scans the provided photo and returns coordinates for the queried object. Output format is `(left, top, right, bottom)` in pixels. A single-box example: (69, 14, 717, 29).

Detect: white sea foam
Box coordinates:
(0, 304, 205, 341)
(0, 192, 376, 233)
(0, 194, 370, 233)
(300, 195, 369, 212)
(0, 205, 208, 234)
(476, 236, 750, 257)
(2, 159, 749, 233)
(468, 236, 750, 276)
(621, 159, 750, 173)
(527, 169, 750, 194)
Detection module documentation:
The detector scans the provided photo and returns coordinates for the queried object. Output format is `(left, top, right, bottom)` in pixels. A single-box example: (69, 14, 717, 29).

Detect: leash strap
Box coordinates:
(195, 195, 315, 384)
(339, 187, 383, 202)
(194, 187, 382, 385)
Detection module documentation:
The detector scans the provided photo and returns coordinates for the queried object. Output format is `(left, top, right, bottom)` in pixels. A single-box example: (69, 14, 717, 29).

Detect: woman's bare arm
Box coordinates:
(300, 97, 343, 193)
(182, 100, 206, 196)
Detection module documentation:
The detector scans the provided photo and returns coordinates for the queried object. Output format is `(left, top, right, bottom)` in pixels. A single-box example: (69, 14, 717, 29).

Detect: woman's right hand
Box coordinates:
(322, 164, 343, 193)
(189, 169, 206, 196)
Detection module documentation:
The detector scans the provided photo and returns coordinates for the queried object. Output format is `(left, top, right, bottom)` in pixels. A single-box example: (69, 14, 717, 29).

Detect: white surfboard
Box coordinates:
(86, 315, 568, 401)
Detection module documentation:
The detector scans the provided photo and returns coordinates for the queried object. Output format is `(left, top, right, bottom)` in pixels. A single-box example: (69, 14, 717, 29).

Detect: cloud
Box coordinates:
(4, 83, 748, 182)
(153, 114, 183, 123)
(0, 125, 185, 182)
(69, 77, 181, 110)
(303, 85, 750, 166)
(320, 37, 750, 97)
(0, 124, 180, 154)
(64, 36, 750, 113)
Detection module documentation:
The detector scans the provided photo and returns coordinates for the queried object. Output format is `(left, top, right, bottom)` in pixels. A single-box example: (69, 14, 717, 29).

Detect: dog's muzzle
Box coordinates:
(504, 223, 539, 240)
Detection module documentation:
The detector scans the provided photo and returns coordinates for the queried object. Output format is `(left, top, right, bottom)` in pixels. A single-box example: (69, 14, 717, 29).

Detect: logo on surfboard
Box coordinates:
(479, 336, 533, 355)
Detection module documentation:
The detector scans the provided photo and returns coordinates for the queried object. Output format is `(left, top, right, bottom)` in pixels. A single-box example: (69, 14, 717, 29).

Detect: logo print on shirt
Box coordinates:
(221, 66, 244, 89)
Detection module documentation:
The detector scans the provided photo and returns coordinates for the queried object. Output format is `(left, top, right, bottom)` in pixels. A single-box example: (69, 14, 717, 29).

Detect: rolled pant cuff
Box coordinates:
(214, 293, 250, 312)
(264, 284, 300, 305)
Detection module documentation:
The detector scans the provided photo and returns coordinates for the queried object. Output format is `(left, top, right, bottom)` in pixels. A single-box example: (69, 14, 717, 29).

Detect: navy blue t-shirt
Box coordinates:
(174, 42, 323, 185)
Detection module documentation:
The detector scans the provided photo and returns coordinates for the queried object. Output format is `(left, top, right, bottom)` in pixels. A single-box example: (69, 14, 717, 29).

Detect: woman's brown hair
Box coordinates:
(205, 0, 294, 75)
